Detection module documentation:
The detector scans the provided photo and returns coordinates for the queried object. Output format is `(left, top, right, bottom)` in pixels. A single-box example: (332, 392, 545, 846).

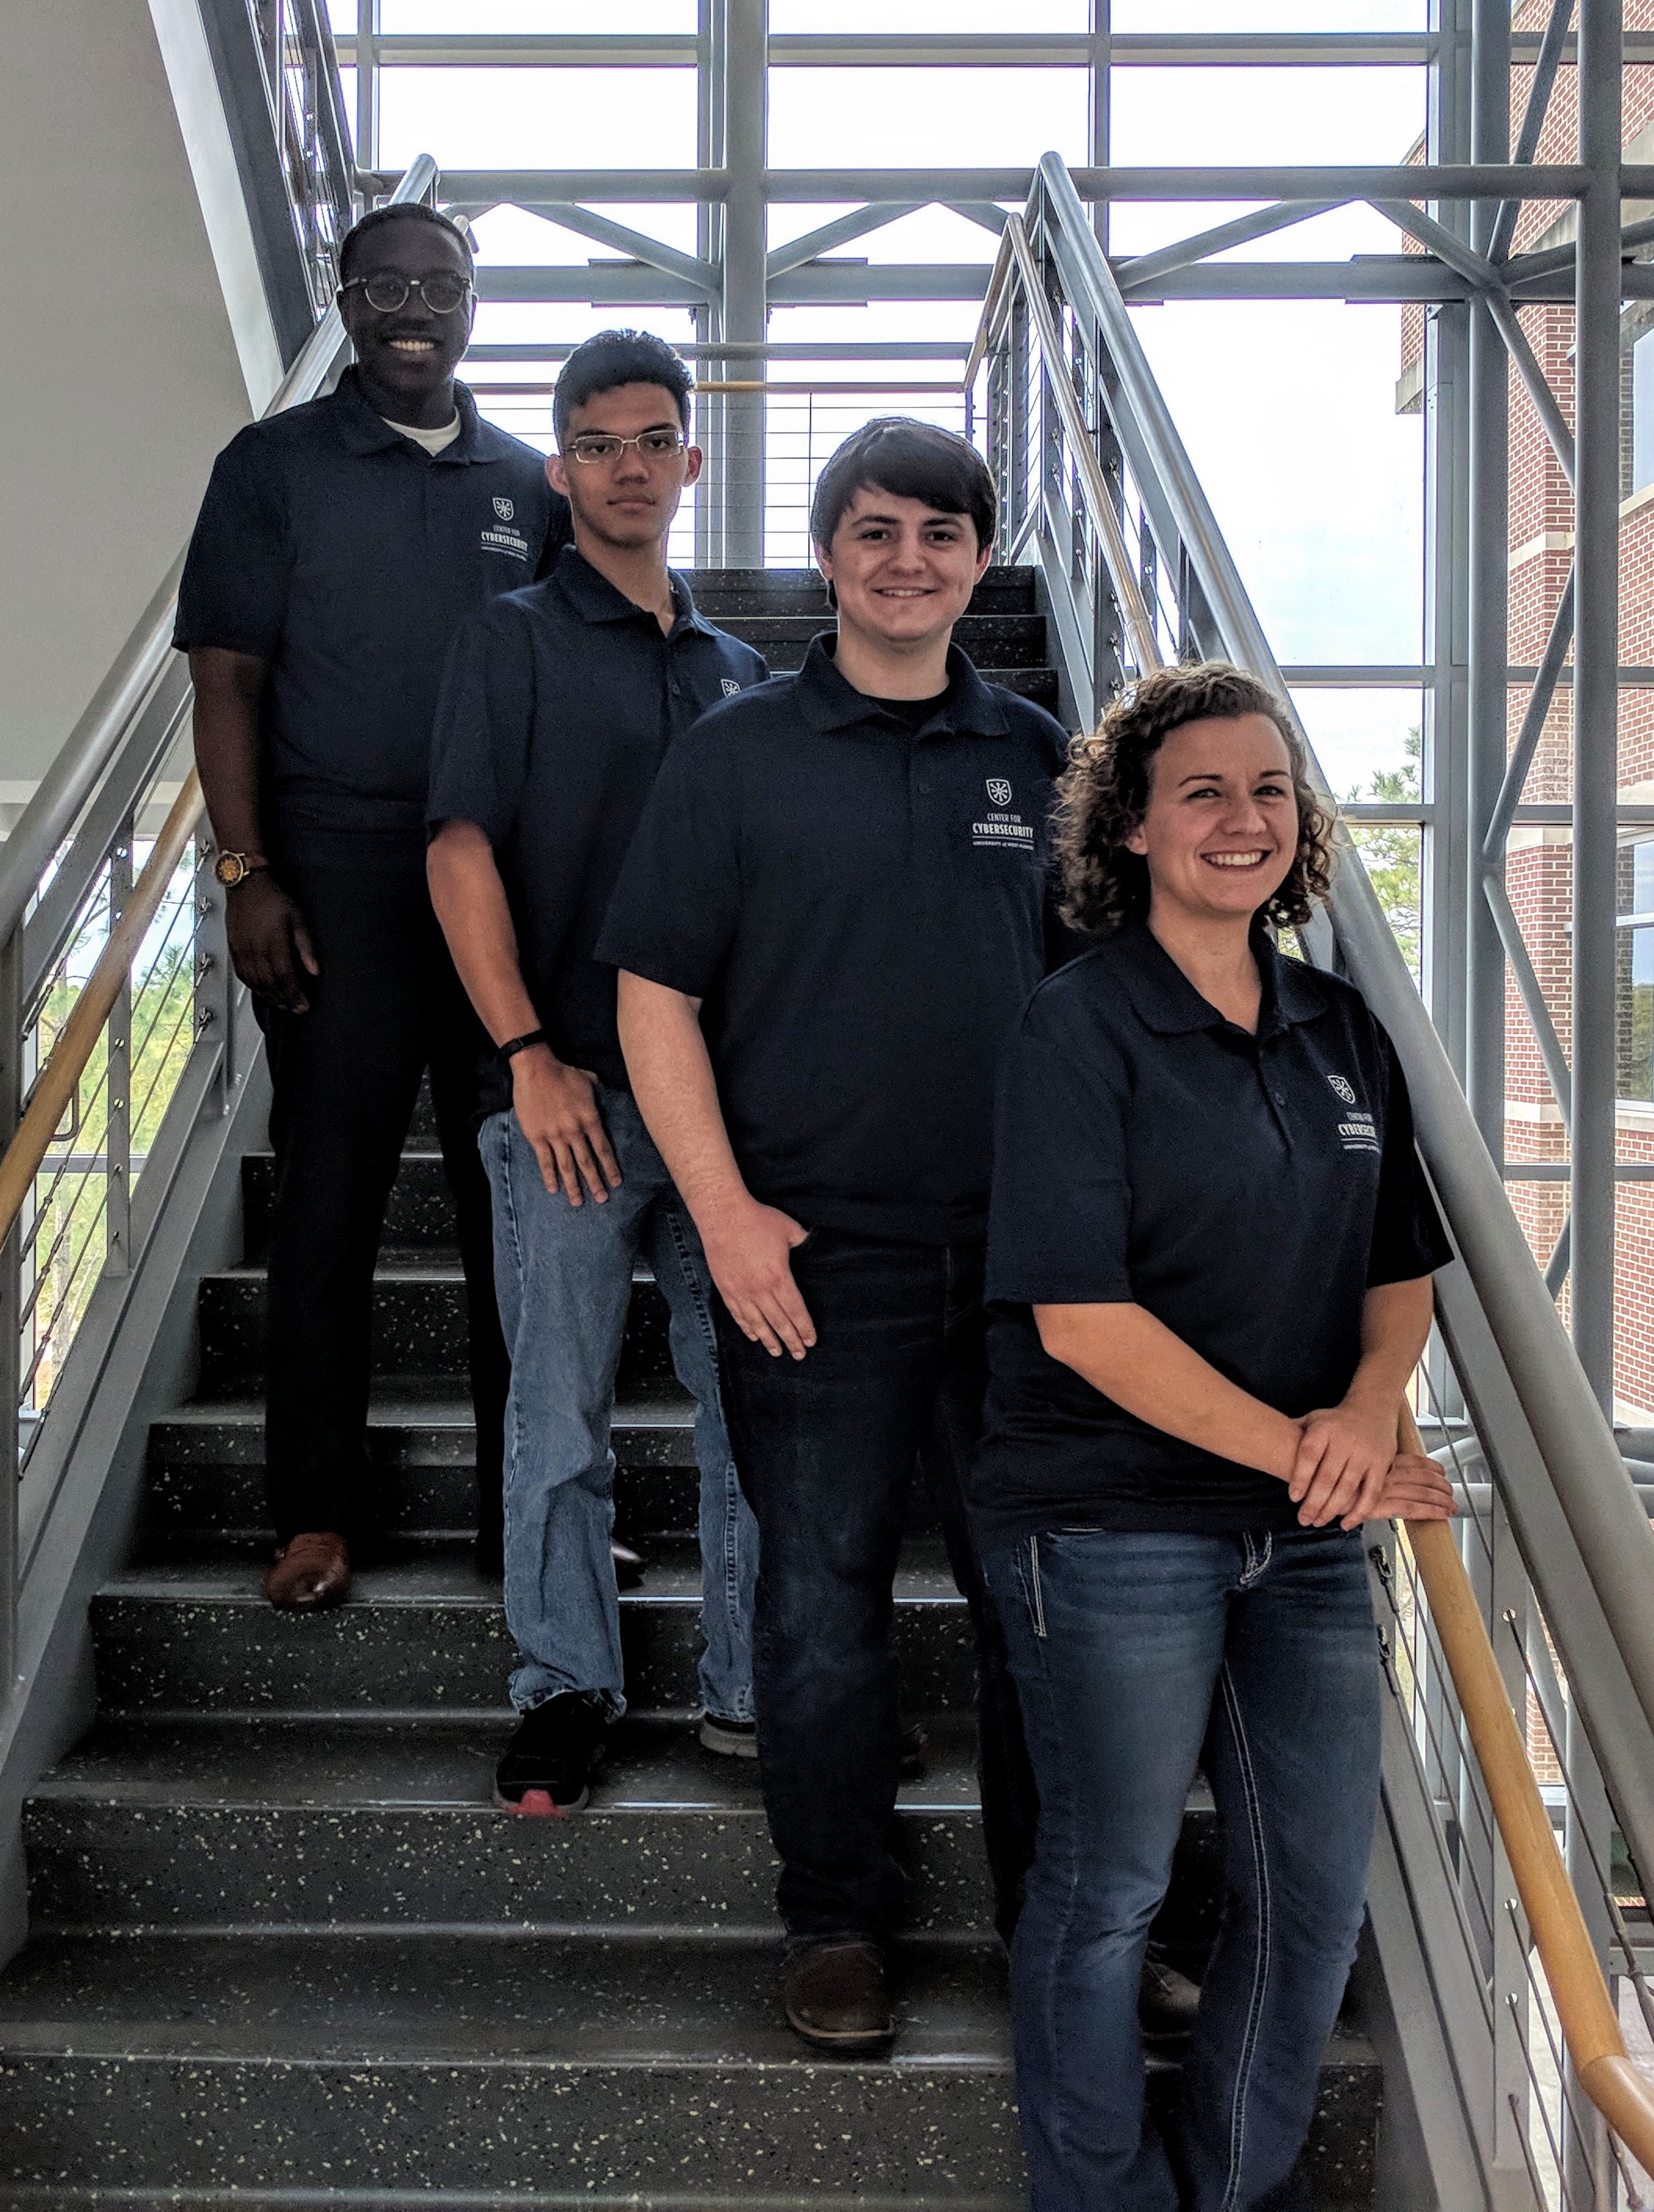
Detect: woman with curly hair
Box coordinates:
(968, 661, 1457, 2212)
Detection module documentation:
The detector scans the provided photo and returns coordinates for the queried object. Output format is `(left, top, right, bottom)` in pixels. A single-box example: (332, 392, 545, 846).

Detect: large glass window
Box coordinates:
(1619, 840, 1654, 1104)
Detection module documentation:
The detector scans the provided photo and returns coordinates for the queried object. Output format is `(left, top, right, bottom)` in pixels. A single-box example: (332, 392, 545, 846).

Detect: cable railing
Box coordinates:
(244, 0, 356, 319)
(972, 150, 1654, 2208)
(0, 155, 438, 1705)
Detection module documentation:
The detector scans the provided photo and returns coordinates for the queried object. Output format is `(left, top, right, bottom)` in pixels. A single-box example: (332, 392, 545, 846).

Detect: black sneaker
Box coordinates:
(699, 1713, 758, 1758)
(494, 1693, 607, 1815)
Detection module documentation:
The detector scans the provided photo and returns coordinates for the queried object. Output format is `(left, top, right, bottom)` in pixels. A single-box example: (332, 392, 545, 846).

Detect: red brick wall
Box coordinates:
(1405, 9, 1654, 1409)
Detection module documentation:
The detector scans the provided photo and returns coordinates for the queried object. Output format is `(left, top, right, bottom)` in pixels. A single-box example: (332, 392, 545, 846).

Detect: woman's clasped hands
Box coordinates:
(1287, 1398, 1458, 1531)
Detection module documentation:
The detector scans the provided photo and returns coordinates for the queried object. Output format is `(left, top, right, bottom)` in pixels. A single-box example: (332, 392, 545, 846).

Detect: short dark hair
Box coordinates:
(554, 329, 695, 443)
(339, 203, 474, 283)
(1054, 660, 1336, 934)
(809, 417, 996, 553)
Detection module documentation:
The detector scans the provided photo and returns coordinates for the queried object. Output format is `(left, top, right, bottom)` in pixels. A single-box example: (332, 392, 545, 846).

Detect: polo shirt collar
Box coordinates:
(550, 545, 711, 635)
(794, 634, 1011, 740)
(1112, 915, 1328, 1039)
(327, 369, 515, 467)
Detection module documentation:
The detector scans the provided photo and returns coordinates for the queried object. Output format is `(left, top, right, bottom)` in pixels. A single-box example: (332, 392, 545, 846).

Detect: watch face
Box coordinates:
(214, 853, 245, 886)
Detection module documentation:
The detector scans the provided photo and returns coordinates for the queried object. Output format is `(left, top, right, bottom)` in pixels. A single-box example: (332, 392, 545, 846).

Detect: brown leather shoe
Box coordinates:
(1139, 1946, 1201, 2047)
(782, 1940, 893, 2053)
(264, 1531, 352, 1611)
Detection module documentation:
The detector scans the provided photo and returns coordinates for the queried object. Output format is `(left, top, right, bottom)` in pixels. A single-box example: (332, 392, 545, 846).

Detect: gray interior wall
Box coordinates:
(0, 0, 279, 808)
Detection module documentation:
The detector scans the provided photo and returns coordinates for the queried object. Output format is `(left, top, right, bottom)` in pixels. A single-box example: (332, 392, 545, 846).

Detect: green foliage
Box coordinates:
(1346, 728, 1423, 978)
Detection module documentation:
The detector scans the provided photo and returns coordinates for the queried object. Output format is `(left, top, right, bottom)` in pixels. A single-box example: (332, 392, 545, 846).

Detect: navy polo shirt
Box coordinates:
(596, 636, 1072, 1246)
(968, 918, 1453, 1545)
(174, 369, 568, 869)
(427, 547, 767, 1116)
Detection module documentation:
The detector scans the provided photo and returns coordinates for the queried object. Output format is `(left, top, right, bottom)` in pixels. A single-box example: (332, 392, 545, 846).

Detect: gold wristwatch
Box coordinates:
(213, 851, 269, 888)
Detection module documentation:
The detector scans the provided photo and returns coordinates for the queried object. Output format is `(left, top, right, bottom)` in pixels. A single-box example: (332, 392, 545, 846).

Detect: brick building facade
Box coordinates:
(1405, 9, 1654, 1415)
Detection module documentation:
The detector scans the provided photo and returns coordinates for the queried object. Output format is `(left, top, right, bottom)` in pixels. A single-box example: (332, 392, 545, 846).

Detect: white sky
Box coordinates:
(325, 2, 1431, 788)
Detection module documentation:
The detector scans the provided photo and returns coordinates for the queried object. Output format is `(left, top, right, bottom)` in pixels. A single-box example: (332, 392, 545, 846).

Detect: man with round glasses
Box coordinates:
(175, 202, 572, 1612)
(427, 329, 764, 1814)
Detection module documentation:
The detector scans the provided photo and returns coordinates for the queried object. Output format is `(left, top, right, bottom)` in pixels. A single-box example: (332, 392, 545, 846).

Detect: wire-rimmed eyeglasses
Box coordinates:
(564, 429, 688, 466)
(339, 272, 474, 315)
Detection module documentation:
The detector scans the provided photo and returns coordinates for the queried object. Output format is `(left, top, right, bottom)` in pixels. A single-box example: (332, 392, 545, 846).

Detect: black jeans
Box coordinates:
(255, 863, 507, 1547)
(715, 1228, 1036, 1946)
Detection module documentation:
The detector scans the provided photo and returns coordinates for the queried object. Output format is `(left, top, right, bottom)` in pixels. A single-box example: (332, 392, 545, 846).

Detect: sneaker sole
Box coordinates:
(493, 1783, 590, 1816)
(699, 1720, 759, 1758)
(784, 2009, 895, 2054)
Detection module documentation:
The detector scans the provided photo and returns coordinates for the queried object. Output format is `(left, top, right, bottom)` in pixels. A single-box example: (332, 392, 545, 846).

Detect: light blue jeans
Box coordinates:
(480, 1088, 756, 1724)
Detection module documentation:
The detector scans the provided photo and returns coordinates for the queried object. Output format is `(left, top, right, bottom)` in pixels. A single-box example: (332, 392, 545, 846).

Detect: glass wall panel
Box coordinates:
(1111, 0, 1426, 28)
(377, 68, 697, 168)
(1131, 301, 1424, 667)
(381, 1, 696, 29)
(767, 68, 1090, 169)
(772, 0, 1086, 25)
(1109, 66, 1425, 168)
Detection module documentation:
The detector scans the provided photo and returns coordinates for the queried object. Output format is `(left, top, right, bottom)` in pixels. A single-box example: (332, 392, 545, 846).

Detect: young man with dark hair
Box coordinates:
(427, 329, 765, 1814)
(598, 416, 1057, 2047)
(176, 202, 573, 1612)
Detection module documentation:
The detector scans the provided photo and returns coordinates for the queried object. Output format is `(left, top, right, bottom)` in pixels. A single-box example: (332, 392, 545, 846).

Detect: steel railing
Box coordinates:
(973, 150, 1654, 2208)
(0, 154, 438, 1705)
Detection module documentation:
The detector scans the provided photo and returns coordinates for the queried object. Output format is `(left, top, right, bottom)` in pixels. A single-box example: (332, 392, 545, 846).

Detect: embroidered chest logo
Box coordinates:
(480, 501, 531, 561)
(972, 774, 1035, 854)
(1328, 1073, 1379, 1154)
(721, 677, 742, 697)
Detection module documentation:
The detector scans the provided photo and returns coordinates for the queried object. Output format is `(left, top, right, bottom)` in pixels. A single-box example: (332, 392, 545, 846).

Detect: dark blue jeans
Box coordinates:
(981, 1526, 1381, 2212)
(715, 1229, 1037, 1945)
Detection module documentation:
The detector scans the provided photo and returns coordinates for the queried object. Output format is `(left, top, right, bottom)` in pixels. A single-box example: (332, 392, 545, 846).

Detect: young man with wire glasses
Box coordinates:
(427, 330, 765, 1813)
(175, 203, 572, 1612)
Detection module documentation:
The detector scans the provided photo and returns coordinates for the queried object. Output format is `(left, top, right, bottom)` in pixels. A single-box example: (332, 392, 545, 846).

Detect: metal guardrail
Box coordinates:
(974, 150, 1654, 2209)
(0, 155, 439, 1709)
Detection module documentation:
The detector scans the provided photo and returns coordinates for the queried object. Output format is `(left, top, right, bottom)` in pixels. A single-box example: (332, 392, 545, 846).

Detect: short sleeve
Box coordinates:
(986, 981, 1136, 1306)
(595, 723, 742, 995)
(427, 606, 536, 844)
(1367, 1027, 1454, 1287)
(173, 435, 289, 658)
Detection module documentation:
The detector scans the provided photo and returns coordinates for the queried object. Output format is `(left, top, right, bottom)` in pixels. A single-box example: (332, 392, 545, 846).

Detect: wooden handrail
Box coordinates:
(0, 771, 204, 1251)
(1400, 1403, 1654, 2171)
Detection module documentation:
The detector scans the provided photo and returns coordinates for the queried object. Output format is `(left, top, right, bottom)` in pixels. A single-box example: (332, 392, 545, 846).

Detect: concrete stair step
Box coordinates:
(0, 1929, 1025, 2200)
(23, 1713, 1018, 1937)
(142, 1389, 942, 1551)
(196, 1262, 676, 1394)
(0, 1929, 1378, 2203)
(89, 1543, 978, 1716)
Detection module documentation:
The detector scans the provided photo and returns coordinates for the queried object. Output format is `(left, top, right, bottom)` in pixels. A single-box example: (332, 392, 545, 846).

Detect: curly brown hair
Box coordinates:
(1053, 660, 1336, 934)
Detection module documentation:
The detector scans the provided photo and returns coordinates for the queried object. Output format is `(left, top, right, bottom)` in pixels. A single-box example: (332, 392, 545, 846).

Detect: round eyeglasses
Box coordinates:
(565, 429, 687, 466)
(340, 271, 474, 316)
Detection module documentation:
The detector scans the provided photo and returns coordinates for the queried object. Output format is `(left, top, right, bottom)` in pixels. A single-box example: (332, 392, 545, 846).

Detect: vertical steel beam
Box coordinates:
(696, 0, 726, 567)
(1466, 0, 1509, 1164)
(1423, 0, 1473, 1085)
(1089, 0, 1110, 258)
(1571, 0, 1622, 1409)
(722, 0, 767, 566)
(354, 0, 378, 171)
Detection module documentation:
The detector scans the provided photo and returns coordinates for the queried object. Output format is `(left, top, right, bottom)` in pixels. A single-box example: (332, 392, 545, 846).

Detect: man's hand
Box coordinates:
(512, 1047, 621, 1205)
(1367, 1452, 1458, 1527)
(700, 1195, 817, 1360)
(227, 873, 320, 1013)
(1288, 1396, 1406, 1529)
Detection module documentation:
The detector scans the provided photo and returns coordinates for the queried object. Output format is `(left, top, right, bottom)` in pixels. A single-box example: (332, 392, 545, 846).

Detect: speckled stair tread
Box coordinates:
(28, 1712, 982, 1811)
(88, 1541, 979, 1715)
(0, 1929, 1015, 2063)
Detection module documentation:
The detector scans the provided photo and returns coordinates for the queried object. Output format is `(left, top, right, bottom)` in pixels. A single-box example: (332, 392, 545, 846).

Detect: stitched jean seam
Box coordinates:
(660, 1201, 743, 1637)
(1025, 1534, 1047, 1639)
(1217, 1661, 1273, 2212)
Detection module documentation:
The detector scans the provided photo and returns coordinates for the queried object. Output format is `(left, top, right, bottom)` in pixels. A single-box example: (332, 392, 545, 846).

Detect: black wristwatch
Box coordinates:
(498, 1028, 549, 1062)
